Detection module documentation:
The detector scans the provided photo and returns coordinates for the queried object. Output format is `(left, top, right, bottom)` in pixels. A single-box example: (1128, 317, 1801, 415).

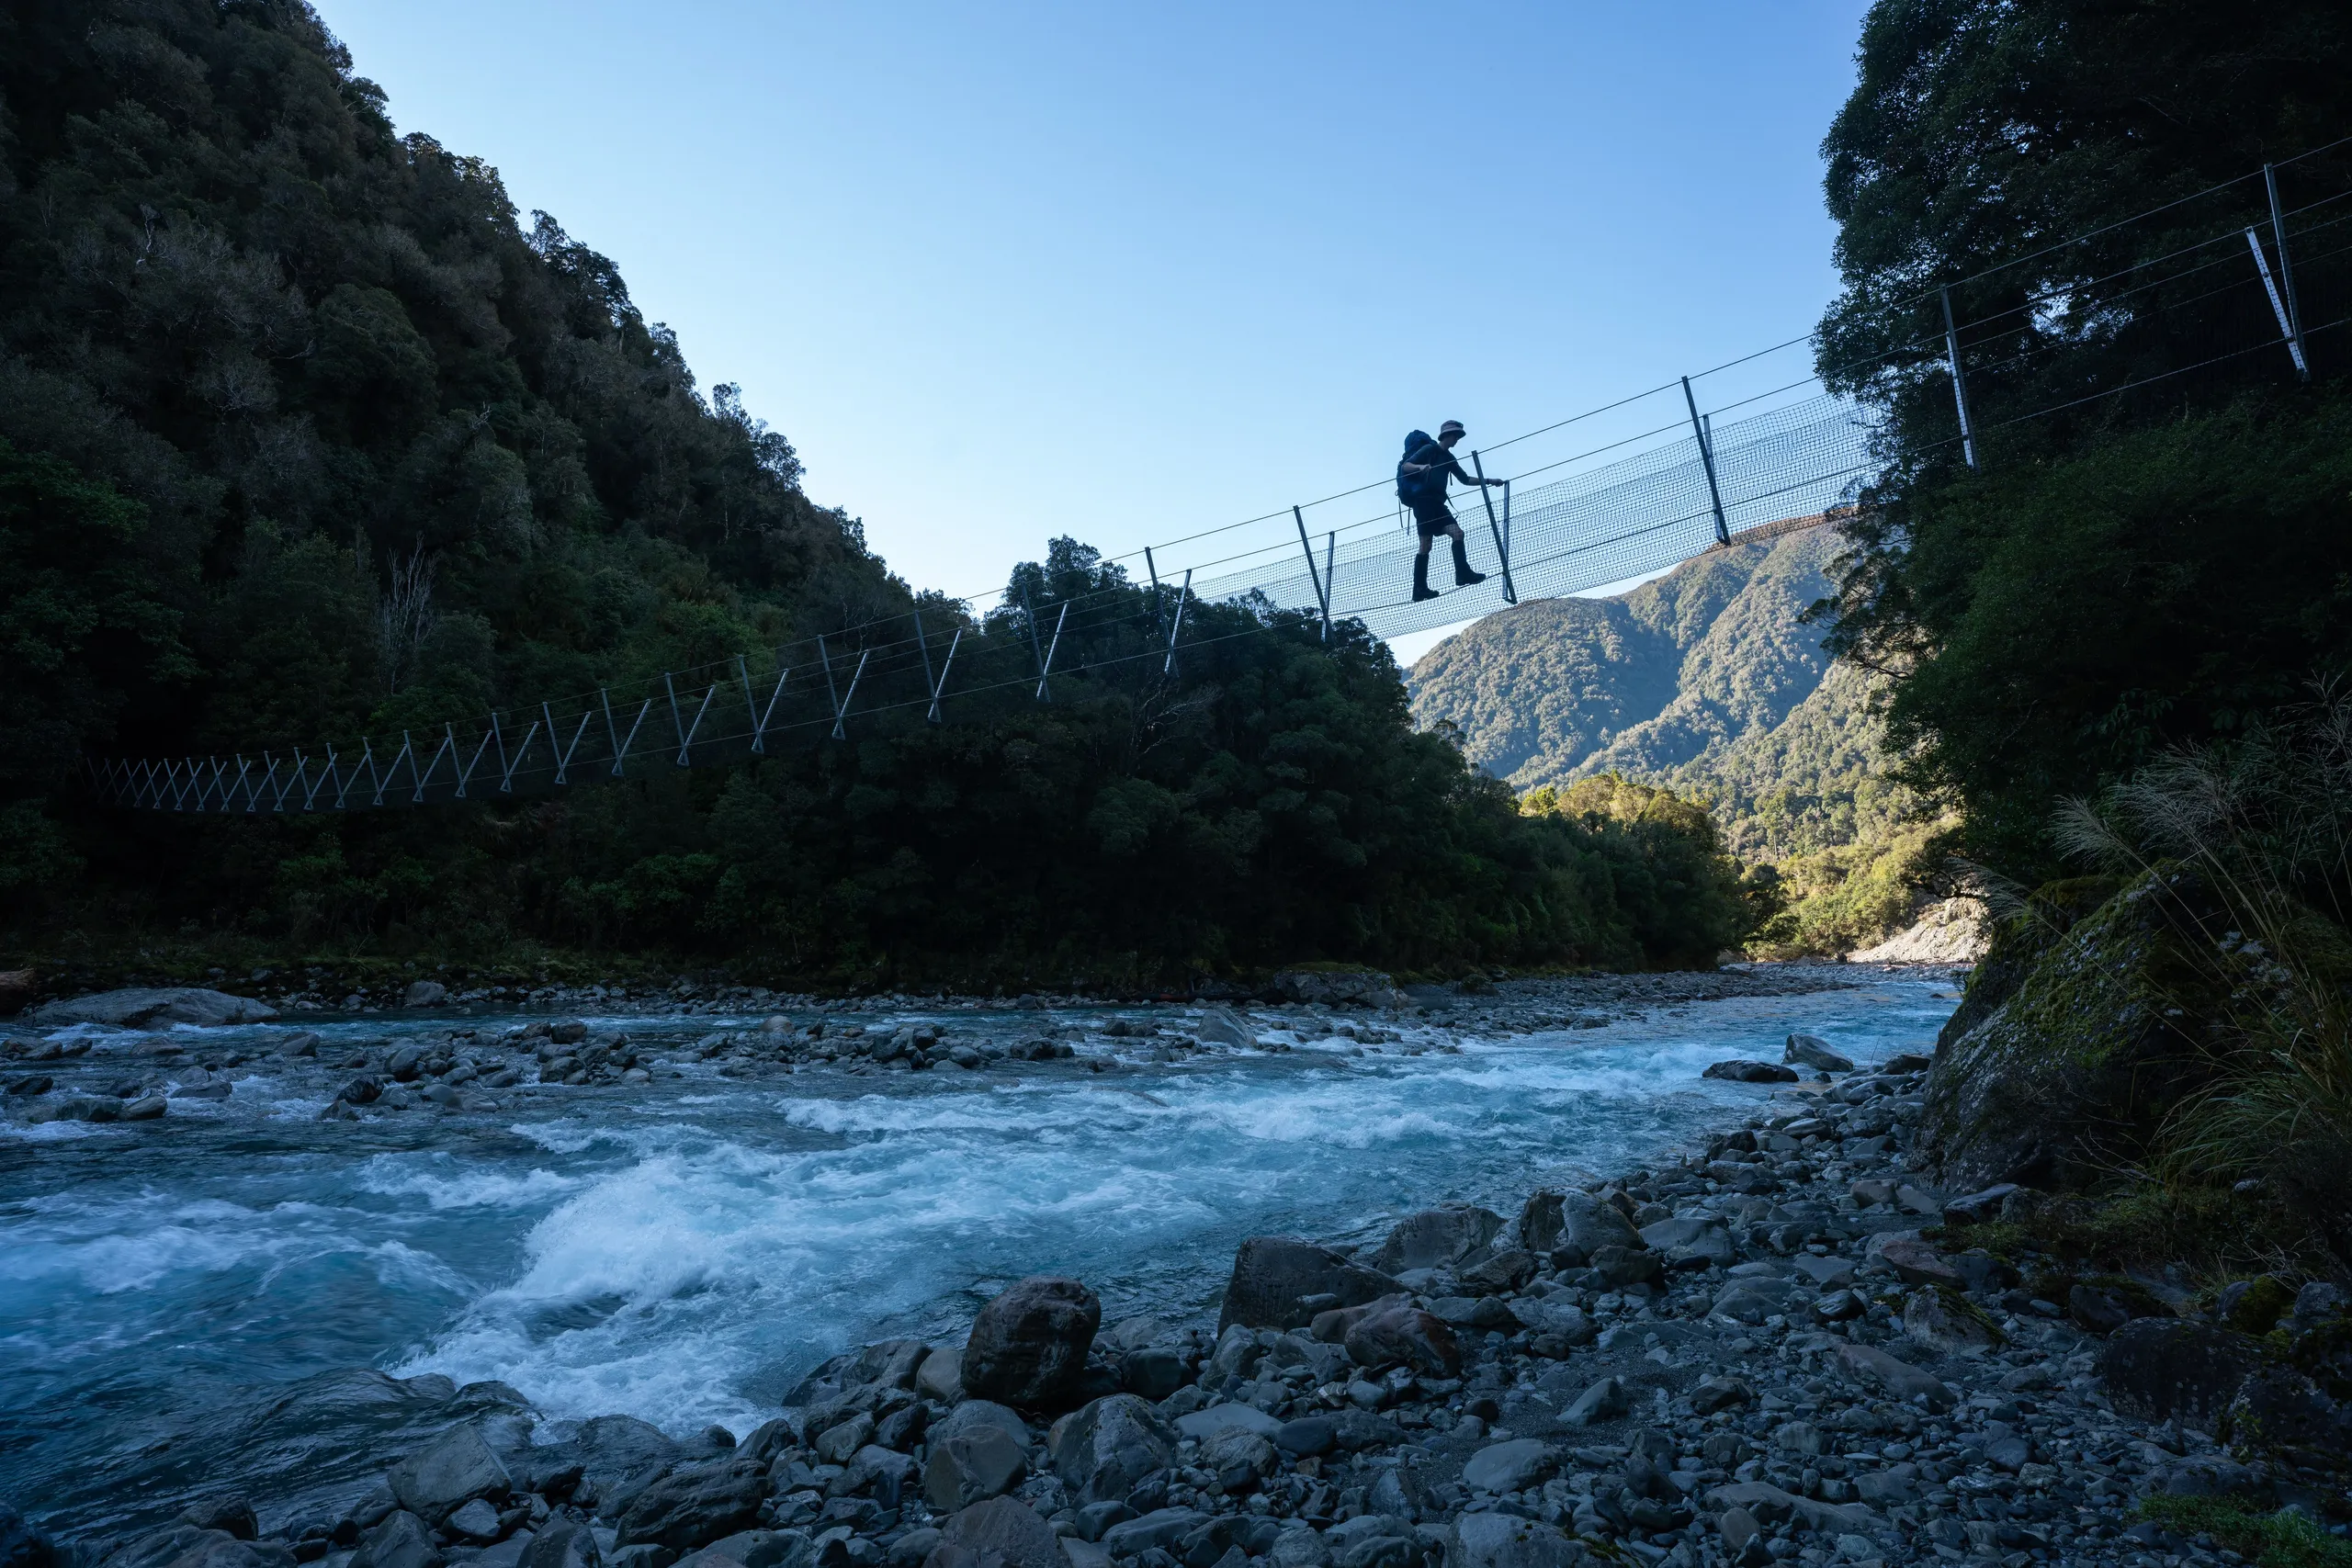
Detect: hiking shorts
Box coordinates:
(1412, 504, 1460, 542)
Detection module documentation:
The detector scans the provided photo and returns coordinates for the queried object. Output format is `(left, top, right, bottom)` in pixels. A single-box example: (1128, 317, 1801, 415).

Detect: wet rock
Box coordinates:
(961, 1277, 1101, 1407)
(4, 1075, 51, 1097)
(403, 981, 448, 1008)
(445, 1500, 503, 1543)
(1506, 1299, 1594, 1346)
(1920, 872, 2222, 1188)
(1863, 1232, 1960, 1289)
(1903, 1287, 2002, 1356)
(178, 1499, 259, 1541)
(1702, 1060, 1797, 1084)
(1342, 1303, 1461, 1377)
(26, 1093, 119, 1123)
(1783, 1033, 1854, 1073)
(925, 1425, 1030, 1511)
(938, 1497, 1065, 1568)
(1118, 1346, 1190, 1401)
(1703, 1482, 1877, 1537)
(387, 1424, 511, 1525)
(874, 1402, 930, 1452)
(1458, 1249, 1536, 1295)
(1558, 1376, 1625, 1427)
(1191, 1008, 1257, 1050)
(813, 1415, 875, 1463)
(1368, 1205, 1503, 1274)
(122, 1095, 168, 1121)
(845, 1444, 921, 1508)
(1544, 1194, 1639, 1262)
(1938, 1183, 2018, 1227)
(29, 987, 278, 1027)
(517, 1521, 602, 1568)
(1102, 1510, 1206, 1559)
(2222, 1363, 2352, 1461)
(1447, 1514, 1581, 1568)
(1586, 1246, 1660, 1289)
(351, 1513, 440, 1568)
(613, 1459, 768, 1551)
(1217, 1237, 1401, 1332)
(1200, 1427, 1278, 1491)
(1638, 1216, 1733, 1269)
(1832, 1341, 1955, 1412)
(1174, 1403, 1282, 1442)
(1273, 1416, 1336, 1458)
(916, 1347, 966, 1403)
(1053, 1393, 1176, 1506)
(574, 1414, 684, 1516)
(1460, 1438, 1554, 1494)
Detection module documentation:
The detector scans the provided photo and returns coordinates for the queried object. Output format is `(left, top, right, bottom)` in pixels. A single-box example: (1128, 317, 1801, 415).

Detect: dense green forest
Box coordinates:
(0, 0, 1755, 986)
(1815, 0, 2352, 873)
(1408, 531, 1931, 956)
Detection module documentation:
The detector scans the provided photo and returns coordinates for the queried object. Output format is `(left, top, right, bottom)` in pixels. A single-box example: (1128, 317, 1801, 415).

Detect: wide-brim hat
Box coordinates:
(1438, 420, 1466, 438)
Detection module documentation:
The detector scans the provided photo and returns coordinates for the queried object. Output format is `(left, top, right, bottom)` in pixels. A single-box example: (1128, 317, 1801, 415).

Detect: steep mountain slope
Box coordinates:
(1408, 530, 1932, 952)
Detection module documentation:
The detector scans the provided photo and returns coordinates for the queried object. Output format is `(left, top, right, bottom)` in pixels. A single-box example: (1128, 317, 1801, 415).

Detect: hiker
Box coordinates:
(1396, 420, 1503, 602)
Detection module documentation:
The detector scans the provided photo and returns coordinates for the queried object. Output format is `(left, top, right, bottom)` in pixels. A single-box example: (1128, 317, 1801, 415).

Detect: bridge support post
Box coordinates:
(1682, 377, 1733, 544)
(1939, 288, 1979, 469)
(917, 615, 962, 724)
(2245, 225, 2310, 379)
(1292, 506, 1329, 641)
(1163, 569, 1191, 675)
(1469, 451, 1517, 603)
(2265, 164, 2309, 382)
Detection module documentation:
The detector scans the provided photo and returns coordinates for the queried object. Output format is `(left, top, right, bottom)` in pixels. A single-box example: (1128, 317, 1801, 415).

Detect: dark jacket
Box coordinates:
(1396, 430, 1470, 511)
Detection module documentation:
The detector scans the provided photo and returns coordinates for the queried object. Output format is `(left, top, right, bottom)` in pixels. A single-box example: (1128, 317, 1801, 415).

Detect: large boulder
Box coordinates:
(936, 1498, 1066, 1568)
(926, 1426, 1031, 1511)
(1921, 873, 2223, 1189)
(350, 1515, 439, 1568)
(1544, 1195, 1639, 1262)
(1053, 1394, 1177, 1506)
(613, 1460, 769, 1552)
(2099, 1319, 2267, 1428)
(1448, 1513, 1583, 1568)
(1218, 1237, 1401, 1332)
(961, 1277, 1101, 1408)
(1369, 1206, 1503, 1274)
(1782, 1034, 1854, 1073)
(28, 987, 277, 1027)
(1342, 1303, 1461, 1377)
(387, 1425, 511, 1526)
(516, 1522, 601, 1568)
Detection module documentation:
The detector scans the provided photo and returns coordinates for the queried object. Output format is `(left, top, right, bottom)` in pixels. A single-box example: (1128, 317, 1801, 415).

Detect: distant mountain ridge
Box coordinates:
(1407, 530, 1928, 951)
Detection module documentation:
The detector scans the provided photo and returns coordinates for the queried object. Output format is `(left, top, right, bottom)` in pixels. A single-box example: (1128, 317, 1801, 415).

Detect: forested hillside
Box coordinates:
(0, 0, 1755, 984)
(1408, 530, 1928, 953)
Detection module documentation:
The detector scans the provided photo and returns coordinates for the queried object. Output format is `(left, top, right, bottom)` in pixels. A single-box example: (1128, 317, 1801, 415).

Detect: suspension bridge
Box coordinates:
(82, 146, 2351, 818)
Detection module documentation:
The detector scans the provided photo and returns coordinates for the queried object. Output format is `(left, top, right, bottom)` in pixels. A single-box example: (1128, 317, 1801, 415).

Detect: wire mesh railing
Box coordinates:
(81, 146, 2352, 816)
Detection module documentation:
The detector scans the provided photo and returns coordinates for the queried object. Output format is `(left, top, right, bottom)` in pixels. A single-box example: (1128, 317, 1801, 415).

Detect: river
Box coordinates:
(0, 967, 1956, 1537)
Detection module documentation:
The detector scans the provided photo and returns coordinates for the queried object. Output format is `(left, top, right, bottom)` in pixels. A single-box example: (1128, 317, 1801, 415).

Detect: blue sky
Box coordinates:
(312, 1, 1872, 660)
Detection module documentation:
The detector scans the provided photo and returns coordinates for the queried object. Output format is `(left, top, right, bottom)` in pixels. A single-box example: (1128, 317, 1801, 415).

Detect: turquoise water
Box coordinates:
(0, 969, 1954, 1537)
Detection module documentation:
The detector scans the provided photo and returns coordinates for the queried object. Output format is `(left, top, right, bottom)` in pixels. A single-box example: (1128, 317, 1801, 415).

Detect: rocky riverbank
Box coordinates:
(1, 968, 1868, 1127)
(8, 993, 2348, 1568)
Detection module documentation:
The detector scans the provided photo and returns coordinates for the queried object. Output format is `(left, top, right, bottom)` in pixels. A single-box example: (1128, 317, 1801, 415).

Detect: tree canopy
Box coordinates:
(1814, 0, 2352, 873)
(0, 0, 1752, 981)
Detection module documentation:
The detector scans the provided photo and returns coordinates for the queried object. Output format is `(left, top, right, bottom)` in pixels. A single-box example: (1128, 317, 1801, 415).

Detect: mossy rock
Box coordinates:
(1921, 869, 2224, 1189)
(2222, 1275, 2298, 1335)
(1935, 875, 2122, 1052)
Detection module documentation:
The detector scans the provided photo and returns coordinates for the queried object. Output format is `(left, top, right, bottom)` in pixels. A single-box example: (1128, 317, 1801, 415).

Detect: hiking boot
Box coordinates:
(1411, 555, 1440, 602)
(1451, 536, 1487, 586)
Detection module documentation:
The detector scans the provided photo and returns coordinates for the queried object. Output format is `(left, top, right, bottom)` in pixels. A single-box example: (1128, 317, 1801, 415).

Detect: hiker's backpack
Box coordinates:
(1396, 429, 1444, 508)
